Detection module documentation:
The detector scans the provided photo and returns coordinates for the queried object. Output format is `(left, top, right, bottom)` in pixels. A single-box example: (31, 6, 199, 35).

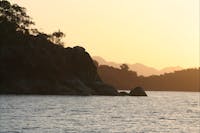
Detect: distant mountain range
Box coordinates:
(93, 56, 183, 76)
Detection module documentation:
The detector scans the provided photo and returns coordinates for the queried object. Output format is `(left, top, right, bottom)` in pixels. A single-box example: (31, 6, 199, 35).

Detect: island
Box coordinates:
(0, 0, 147, 96)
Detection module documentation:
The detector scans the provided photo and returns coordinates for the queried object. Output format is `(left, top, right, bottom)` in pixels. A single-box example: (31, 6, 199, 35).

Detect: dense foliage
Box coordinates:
(0, 0, 65, 46)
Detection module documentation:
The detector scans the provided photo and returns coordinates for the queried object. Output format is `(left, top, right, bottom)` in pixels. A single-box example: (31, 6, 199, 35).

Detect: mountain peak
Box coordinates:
(93, 56, 183, 76)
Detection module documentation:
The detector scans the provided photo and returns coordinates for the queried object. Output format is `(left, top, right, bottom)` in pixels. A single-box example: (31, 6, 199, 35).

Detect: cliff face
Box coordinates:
(0, 40, 117, 95)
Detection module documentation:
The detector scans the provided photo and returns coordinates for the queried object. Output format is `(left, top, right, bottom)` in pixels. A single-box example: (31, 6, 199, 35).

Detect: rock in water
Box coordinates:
(129, 87, 147, 96)
(119, 91, 129, 96)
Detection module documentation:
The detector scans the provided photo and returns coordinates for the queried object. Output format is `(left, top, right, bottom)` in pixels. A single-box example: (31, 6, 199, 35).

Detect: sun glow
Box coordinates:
(10, 0, 199, 69)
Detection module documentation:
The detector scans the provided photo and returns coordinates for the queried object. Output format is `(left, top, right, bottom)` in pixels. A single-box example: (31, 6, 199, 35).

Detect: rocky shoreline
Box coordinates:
(0, 79, 147, 96)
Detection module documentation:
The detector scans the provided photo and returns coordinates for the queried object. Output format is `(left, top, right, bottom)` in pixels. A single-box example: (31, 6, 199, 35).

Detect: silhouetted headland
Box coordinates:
(97, 64, 199, 92)
(0, 0, 147, 96)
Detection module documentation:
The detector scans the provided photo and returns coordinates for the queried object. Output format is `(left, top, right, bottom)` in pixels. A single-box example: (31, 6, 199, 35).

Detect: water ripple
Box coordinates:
(0, 92, 199, 133)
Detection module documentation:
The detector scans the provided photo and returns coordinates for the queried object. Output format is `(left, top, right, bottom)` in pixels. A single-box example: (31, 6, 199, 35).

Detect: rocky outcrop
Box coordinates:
(0, 41, 118, 95)
(0, 1, 108, 96)
(129, 86, 147, 96)
(0, 1, 149, 96)
(0, 43, 150, 96)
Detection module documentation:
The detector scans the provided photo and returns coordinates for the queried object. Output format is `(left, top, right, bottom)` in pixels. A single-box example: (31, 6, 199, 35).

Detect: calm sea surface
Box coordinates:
(0, 91, 199, 133)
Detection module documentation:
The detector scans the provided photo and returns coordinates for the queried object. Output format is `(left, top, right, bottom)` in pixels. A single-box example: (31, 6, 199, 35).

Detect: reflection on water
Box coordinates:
(0, 91, 199, 133)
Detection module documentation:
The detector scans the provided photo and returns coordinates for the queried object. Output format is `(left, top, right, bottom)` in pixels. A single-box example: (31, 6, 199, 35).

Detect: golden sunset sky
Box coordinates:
(10, 0, 199, 69)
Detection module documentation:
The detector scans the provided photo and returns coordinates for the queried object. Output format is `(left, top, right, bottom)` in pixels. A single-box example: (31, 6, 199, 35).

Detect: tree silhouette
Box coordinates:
(0, 0, 66, 47)
(120, 64, 129, 71)
(50, 30, 65, 46)
(0, 0, 34, 33)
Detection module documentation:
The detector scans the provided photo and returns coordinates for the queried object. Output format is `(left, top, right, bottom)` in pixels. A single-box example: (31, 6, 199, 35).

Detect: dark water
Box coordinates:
(0, 92, 199, 133)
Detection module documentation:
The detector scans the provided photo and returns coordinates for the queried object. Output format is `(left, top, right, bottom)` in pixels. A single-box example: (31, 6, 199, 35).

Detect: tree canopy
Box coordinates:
(0, 0, 34, 33)
(50, 30, 65, 46)
(0, 0, 65, 46)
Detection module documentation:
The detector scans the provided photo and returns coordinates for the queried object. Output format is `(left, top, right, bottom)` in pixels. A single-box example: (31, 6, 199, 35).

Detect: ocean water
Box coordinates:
(0, 92, 199, 133)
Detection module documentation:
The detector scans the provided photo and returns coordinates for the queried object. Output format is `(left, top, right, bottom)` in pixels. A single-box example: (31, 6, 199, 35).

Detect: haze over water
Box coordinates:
(0, 92, 199, 133)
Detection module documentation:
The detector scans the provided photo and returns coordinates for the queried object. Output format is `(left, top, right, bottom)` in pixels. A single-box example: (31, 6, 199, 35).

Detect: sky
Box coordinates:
(10, 0, 199, 69)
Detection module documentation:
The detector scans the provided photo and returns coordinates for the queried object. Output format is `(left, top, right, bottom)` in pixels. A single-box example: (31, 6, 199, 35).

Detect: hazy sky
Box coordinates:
(10, 0, 199, 69)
